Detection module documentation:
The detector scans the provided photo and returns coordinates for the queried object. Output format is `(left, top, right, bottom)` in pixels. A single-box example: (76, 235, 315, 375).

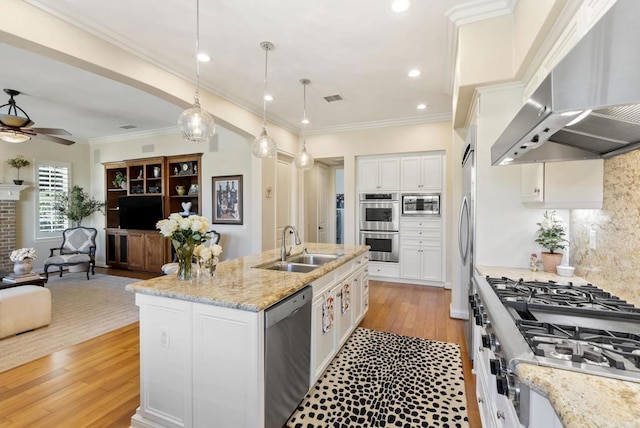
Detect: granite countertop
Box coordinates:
(126, 243, 368, 312)
(476, 265, 640, 428)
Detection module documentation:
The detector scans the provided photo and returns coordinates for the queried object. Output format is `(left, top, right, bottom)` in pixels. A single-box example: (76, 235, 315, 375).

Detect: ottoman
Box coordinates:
(0, 285, 52, 339)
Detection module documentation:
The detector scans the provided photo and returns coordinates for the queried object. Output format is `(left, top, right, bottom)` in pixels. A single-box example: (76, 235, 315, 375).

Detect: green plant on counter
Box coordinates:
(54, 185, 107, 227)
(534, 210, 568, 253)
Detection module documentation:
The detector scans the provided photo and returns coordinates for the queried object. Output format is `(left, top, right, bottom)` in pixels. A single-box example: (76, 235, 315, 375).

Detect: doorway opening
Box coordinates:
(335, 168, 344, 244)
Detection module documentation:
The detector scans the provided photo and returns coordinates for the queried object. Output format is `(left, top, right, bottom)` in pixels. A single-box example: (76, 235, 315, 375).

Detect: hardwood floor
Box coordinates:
(0, 269, 480, 427)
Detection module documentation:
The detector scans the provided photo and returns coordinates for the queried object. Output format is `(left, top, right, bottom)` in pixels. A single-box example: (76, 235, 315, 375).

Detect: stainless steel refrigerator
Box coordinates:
(460, 125, 476, 358)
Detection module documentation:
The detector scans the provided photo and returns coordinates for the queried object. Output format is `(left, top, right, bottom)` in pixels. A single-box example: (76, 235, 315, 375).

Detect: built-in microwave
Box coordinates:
(402, 194, 440, 216)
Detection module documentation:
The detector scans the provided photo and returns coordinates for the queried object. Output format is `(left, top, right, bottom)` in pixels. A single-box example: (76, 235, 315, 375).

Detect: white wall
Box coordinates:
(2, 139, 91, 271)
(92, 126, 258, 264)
(474, 84, 569, 268)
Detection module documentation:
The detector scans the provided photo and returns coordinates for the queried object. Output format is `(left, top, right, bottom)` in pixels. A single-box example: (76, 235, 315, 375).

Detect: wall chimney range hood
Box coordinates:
(492, 0, 640, 165)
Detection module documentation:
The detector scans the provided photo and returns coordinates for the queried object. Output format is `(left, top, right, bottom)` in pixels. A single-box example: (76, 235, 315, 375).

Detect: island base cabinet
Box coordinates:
(132, 294, 263, 428)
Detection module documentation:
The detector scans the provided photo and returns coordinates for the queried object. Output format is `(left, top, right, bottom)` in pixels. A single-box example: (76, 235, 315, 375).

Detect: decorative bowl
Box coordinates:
(556, 265, 575, 277)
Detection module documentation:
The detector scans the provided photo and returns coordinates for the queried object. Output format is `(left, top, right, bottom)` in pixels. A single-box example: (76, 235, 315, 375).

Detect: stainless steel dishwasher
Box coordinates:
(264, 286, 312, 428)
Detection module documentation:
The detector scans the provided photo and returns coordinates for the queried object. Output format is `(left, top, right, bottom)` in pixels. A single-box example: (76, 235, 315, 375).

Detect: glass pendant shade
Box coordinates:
(178, 98, 215, 143)
(252, 41, 277, 158)
(0, 130, 30, 143)
(294, 144, 314, 170)
(252, 125, 277, 158)
(178, 0, 215, 143)
(294, 78, 314, 170)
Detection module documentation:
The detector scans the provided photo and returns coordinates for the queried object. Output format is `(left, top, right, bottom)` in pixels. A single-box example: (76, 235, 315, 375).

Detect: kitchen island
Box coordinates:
(126, 243, 369, 428)
(475, 266, 640, 428)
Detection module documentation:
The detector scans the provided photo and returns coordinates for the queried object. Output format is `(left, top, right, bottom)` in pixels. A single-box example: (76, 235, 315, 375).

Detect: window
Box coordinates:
(36, 160, 71, 239)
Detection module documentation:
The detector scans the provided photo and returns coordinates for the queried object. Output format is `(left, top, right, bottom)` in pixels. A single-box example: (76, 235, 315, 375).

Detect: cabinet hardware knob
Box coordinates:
(478, 398, 484, 404)
(534, 187, 540, 193)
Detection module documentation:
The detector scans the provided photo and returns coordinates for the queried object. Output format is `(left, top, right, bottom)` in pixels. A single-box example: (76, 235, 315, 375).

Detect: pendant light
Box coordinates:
(177, 0, 215, 143)
(252, 41, 278, 158)
(294, 79, 314, 170)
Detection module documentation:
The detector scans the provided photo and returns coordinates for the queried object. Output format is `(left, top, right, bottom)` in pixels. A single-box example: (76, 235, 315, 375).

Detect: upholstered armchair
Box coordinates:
(44, 227, 98, 281)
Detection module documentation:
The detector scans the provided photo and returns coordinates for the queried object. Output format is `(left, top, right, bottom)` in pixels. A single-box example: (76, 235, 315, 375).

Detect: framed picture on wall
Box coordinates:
(212, 175, 243, 225)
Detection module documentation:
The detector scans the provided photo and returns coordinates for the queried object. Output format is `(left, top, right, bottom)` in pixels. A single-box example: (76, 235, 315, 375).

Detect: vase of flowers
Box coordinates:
(157, 214, 211, 280)
(534, 210, 568, 273)
(6, 155, 30, 185)
(194, 242, 223, 278)
(10, 247, 36, 275)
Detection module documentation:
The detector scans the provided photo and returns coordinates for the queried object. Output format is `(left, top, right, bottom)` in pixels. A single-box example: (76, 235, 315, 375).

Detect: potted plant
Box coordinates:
(6, 155, 30, 185)
(112, 171, 127, 189)
(54, 185, 107, 227)
(534, 210, 568, 273)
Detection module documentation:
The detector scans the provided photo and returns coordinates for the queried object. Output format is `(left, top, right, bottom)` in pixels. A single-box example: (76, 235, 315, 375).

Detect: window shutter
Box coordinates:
(38, 164, 70, 233)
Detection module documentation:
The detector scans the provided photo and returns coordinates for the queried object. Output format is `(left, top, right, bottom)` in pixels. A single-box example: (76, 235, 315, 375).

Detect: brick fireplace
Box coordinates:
(0, 185, 28, 272)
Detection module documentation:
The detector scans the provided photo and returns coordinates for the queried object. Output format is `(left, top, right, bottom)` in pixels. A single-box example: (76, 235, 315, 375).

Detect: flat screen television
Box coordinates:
(118, 195, 164, 231)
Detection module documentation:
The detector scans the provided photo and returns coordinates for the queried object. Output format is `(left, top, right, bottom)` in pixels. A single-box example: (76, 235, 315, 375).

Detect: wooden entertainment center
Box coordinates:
(103, 153, 203, 273)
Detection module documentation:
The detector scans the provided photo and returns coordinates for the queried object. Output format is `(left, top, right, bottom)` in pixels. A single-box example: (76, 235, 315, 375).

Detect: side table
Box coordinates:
(0, 272, 47, 290)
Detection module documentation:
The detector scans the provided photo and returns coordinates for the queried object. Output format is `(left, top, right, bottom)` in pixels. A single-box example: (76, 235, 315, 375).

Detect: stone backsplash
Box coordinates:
(571, 150, 640, 307)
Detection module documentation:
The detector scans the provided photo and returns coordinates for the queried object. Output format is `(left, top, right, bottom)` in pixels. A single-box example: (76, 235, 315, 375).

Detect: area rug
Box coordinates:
(287, 328, 469, 428)
(0, 273, 139, 373)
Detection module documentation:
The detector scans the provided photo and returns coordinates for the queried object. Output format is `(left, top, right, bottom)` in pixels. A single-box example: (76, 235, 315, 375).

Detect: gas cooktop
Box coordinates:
(484, 276, 640, 382)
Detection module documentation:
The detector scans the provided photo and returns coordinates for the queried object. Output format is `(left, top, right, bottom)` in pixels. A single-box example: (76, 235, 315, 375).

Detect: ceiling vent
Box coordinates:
(119, 124, 137, 130)
(323, 94, 344, 103)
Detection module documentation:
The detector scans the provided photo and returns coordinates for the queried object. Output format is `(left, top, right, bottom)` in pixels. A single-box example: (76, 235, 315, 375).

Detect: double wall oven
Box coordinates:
(359, 193, 399, 262)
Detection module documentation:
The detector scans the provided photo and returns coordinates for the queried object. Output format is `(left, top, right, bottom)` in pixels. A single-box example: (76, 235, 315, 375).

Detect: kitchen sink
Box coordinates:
(286, 253, 341, 265)
(257, 261, 318, 273)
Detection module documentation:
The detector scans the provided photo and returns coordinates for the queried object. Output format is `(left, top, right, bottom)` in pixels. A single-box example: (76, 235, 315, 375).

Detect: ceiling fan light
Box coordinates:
(178, 99, 216, 143)
(0, 130, 31, 143)
(0, 114, 32, 128)
(252, 125, 277, 158)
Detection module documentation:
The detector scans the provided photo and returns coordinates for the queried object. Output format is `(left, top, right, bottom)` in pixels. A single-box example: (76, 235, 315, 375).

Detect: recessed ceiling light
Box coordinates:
(264, 94, 274, 101)
(391, 0, 411, 13)
(408, 69, 421, 78)
(197, 52, 210, 62)
(417, 103, 427, 110)
(301, 118, 310, 125)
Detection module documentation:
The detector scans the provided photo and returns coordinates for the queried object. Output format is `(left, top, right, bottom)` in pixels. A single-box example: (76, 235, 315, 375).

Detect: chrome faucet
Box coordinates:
(281, 225, 302, 261)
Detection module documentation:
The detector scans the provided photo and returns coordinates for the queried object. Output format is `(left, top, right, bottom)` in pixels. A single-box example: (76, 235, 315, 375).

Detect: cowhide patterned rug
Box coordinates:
(287, 328, 469, 428)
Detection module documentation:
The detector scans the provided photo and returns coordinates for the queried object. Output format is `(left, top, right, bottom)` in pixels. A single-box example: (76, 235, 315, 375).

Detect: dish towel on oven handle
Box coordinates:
(322, 290, 335, 333)
(341, 281, 351, 314)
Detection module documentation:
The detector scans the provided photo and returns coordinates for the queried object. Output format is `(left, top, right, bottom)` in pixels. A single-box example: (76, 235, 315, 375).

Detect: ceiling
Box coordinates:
(0, 0, 510, 144)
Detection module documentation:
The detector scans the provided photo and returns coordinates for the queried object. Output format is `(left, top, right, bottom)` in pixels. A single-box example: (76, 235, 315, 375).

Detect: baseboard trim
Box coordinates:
(368, 276, 444, 288)
(450, 303, 469, 320)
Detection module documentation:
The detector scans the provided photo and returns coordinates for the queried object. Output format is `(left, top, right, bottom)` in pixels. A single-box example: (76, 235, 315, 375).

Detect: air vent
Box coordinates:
(323, 94, 344, 103)
(119, 124, 137, 130)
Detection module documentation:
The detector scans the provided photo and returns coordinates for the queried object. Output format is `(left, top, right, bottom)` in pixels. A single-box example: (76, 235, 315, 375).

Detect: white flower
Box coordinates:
(211, 244, 223, 257)
(10, 247, 36, 262)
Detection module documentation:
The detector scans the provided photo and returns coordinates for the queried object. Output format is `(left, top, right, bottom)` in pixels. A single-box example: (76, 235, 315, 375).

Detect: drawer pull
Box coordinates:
(496, 410, 505, 420)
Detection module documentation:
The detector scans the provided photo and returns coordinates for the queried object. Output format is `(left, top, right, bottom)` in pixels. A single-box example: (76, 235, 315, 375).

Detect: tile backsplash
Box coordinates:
(571, 150, 640, 306)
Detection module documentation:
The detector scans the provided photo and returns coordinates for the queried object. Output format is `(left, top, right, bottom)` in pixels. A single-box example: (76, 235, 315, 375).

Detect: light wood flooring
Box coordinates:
(0, 269, 480, 427)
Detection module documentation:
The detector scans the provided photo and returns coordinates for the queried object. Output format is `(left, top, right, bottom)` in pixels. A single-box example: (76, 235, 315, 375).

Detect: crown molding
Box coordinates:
(88, 126, 181, 145)
(444, 0, 517, 96)
(305, 113, 452, 136)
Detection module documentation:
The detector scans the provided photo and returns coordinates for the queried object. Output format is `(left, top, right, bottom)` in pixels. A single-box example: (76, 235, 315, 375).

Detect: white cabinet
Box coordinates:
(400, 218, 442, 284)
(401, 155, 442, 191)
(521, 160, 603, 208)
(357, 157, 400, 191)
(133, 294, 262, 428)
(310, 254, 369, 385)
(367, 261, 400, 278)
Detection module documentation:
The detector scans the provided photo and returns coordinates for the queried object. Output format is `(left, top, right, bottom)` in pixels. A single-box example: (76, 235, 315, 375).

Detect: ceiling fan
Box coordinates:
(0, 89, 74, 145)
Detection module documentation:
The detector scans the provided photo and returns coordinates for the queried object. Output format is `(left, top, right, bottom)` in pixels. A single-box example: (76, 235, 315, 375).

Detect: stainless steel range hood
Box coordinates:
(492, 0, 640, 165)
